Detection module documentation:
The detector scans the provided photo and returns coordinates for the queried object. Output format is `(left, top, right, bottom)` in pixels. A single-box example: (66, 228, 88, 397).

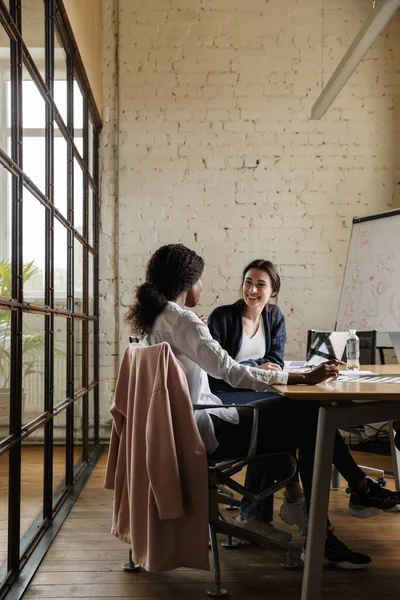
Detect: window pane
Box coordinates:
(88, 251, 94, 315)
(20, 437, 44, 556)
(88, 118, 94, 175)
(74, 159, 83, 233)
(0, 449, 9, 583)
(22, 313, 45, 425)
(0, 166, 13, 296)
(88, 389, 95, 448)
(53, 409, 66, 508)
(22, 0, 45, 80)
(74, 236, 83, 312)
(54, 134, 68, 218)
(0, 308, 11, 441)
(74, 318, 82, 393)
(73, 78, 83, 154)
(88, 184, 93, 247)
(54, 316, 67, 406)
(54, 31, 67, 125)
(89, 320, 94, 385)
(54, 218, 68, 309)
(22, 68, 46, 193)
(23, 189, 46, 304)
(0, 26, 11, 156)
(74, 398, 83, 465)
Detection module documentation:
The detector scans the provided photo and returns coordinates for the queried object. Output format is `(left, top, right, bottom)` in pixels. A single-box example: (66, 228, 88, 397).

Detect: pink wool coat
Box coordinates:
(104, 342, 210, 572)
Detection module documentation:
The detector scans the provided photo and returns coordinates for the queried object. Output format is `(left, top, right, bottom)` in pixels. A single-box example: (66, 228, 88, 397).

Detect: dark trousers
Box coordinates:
(212, 392, 365, 521)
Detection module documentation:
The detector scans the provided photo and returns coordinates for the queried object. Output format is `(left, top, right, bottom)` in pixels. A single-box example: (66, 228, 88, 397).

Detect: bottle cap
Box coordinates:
(349, 329, 356, 335)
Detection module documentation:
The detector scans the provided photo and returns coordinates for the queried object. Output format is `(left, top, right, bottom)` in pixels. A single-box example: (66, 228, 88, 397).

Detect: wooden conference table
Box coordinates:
(273, 365, 400, 600)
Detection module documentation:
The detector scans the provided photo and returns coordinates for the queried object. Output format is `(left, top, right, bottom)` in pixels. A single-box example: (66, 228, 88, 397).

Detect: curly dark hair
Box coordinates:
(125, 244, 205, 337)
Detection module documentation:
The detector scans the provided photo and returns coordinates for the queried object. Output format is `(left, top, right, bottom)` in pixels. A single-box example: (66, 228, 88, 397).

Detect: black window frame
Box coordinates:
(0, 1, 101, 596)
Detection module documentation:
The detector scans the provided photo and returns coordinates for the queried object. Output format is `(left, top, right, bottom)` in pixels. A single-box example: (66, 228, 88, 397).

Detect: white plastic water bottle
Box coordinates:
(346, 330, 360, 370)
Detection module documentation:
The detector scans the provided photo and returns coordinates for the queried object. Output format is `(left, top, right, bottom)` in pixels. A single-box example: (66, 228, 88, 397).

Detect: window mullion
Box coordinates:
(43, 0, 55, 522)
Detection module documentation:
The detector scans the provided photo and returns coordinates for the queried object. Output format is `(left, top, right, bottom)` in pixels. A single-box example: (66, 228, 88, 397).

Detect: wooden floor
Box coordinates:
(0, 446, 82, 566)
(16, 450, 400, 600)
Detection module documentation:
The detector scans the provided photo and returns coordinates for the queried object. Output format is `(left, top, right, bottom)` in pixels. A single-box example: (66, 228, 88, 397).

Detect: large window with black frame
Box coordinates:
(0, 1, 100, 596)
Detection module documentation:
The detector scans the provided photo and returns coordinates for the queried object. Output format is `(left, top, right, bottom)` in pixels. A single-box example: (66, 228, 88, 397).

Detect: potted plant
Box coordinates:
(0, 260, 45, 430)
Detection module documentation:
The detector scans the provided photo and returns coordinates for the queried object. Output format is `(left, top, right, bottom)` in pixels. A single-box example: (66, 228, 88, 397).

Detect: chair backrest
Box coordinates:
(306, 329, 377, 365)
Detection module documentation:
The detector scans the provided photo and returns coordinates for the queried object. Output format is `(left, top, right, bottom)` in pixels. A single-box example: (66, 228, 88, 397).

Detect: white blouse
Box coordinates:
(144, 302, 288, 453)
(235, 319, 266, 363)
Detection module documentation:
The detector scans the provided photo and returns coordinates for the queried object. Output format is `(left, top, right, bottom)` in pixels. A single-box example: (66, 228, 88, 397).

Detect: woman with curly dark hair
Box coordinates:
(125, 243, 400, 569)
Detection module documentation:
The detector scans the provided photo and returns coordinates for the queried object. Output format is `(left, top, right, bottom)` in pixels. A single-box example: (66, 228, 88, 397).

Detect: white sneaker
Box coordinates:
(279, 492, 308, 532)
(234, 515, 292, 545)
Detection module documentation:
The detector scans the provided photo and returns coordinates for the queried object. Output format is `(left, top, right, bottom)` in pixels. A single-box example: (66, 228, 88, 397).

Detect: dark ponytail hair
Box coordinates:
(241, 259, 281, 313)
(125, 244, 205, 337)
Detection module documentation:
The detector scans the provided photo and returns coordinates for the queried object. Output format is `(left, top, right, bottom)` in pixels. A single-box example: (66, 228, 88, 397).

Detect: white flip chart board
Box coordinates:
(336, 210, 400, 333)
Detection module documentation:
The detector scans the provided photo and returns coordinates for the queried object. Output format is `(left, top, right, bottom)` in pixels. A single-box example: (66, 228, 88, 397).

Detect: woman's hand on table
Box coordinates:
(288, 360, 345, 385)
(257, 362, 282, 372)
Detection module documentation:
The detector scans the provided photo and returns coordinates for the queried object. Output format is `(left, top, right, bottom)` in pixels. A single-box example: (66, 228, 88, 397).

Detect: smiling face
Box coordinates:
(242, 268, 275, 310)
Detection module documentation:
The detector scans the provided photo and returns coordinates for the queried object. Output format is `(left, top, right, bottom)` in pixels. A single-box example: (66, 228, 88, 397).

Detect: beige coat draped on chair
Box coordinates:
(104, 342, 210, 572)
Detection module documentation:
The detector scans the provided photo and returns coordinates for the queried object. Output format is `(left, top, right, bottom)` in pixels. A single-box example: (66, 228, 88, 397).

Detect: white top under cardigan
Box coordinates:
(144, 302, 288, 454)
(235, 319, 266, 363)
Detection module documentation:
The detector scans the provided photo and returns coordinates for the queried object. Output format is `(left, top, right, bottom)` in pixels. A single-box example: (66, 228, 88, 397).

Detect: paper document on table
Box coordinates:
(336, 374, 400, 383)
(283, 361, 310, 373)
(338, 370, 376, 377)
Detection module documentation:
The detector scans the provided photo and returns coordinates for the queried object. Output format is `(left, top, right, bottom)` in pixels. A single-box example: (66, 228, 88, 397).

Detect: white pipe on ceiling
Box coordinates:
(311, 0, 400, 120)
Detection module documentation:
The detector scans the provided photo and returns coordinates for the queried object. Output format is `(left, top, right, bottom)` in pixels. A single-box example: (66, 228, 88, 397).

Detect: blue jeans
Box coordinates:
(217, 390, 280, 523)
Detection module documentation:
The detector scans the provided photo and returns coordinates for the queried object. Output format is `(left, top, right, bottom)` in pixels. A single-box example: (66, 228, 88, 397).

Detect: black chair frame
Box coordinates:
(123, 403, 299, 597)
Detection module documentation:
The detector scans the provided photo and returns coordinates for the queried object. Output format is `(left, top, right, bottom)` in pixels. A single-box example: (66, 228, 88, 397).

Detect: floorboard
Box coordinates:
(10, 450, 400, 599)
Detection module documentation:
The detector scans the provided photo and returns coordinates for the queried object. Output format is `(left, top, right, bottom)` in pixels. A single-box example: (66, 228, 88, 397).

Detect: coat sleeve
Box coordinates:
(104, 347, 131, 490)
(104, 421, 120, 490)
(146, 388, 184, 520)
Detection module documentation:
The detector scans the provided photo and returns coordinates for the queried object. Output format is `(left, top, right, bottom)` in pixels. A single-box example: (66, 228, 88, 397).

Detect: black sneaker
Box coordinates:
(348, 478, 400, 518)
(301, 530, 372, 570)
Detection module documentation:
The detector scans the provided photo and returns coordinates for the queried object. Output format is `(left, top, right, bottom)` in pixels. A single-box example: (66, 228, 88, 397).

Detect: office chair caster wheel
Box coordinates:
(221, 536, 240, 549)
(122, 549, 141, 572)
(207, 586, 228, 597)
(281, 548, 300, 570)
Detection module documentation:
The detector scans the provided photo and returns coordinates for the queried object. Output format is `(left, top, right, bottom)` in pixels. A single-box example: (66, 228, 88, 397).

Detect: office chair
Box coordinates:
(306, 329, 390, 489)
(123, 339, 299, 596)
(306, 329, 377, 366)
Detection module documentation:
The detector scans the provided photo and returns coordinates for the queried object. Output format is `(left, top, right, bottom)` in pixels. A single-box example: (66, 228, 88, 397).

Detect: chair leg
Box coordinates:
(207, 524, 228, 597)
(330, 465, 341, 490)
(122, 548, 141, 572)
(378, 347, 385, 365)
(281, 547, 300, 570)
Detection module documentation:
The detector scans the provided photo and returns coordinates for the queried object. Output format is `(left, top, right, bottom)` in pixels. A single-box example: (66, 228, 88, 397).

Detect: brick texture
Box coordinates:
(100, 0, 400, 433)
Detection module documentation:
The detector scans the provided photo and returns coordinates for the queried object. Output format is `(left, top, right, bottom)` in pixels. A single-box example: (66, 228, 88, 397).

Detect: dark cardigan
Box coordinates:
(207, 299, 286, 394)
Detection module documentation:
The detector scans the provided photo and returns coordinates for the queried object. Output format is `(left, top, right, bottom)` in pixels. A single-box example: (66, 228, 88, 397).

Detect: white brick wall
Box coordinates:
(99, 0, 400, 434)
(99, 0, 120, 437)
